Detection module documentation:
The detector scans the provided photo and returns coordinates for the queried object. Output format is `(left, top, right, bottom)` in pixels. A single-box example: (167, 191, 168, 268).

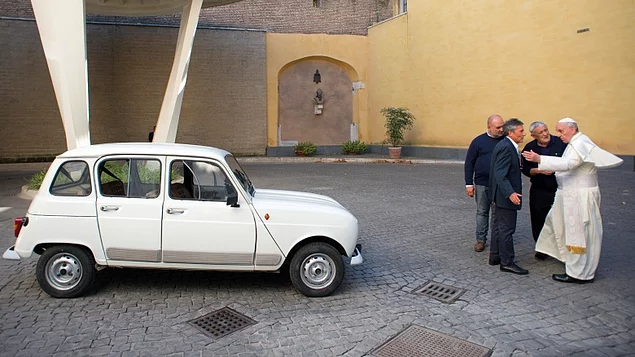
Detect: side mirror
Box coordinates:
(226, 193, 239, 207)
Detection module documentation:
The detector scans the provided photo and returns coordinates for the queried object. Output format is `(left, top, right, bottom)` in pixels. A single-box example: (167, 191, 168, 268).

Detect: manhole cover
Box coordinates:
(414, 281, 465, 303)
(188, 307, 256, 339)
(372, 324, 491, 357)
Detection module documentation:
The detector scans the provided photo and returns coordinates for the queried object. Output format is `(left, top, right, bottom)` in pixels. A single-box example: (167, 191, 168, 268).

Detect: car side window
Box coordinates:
(98, 158, 161, 198)
(129, 159, 161, 198)
(169, 160, 232, 202)
(49, 161, 92, 196)
(99, 160, 128, 197)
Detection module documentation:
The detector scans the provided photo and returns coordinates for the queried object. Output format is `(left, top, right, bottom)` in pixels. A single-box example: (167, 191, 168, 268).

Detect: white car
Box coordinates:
(4, 143, 362, 298)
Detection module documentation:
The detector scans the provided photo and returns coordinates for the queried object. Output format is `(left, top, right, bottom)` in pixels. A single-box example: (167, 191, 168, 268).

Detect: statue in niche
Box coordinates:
(314, 88, 324, 115)
(314, 88, 324, 105)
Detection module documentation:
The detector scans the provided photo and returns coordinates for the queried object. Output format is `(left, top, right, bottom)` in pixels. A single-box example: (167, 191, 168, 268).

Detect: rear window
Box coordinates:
(49, 161, 92, 196)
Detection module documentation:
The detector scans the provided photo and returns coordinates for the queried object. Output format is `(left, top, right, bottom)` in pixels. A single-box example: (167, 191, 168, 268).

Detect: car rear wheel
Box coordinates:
(36, 245, 96, 298)
(289, 242, 344, 297)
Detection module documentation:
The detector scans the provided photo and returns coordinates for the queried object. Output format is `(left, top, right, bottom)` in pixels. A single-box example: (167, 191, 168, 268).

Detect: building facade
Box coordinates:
(1, 0, 634, 160)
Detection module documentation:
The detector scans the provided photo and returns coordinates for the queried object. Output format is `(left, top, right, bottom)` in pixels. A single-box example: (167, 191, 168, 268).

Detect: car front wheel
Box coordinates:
(36, 245, 96, 298)
(289, 242, 344, 297)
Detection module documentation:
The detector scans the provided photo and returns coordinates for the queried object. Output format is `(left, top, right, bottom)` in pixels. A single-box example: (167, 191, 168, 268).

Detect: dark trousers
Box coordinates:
(490, 205, 517, 266)
(529, 187, 556, 242)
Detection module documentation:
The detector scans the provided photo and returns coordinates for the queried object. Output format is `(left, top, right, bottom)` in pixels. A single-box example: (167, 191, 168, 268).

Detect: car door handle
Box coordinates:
(100, 205, 120, 212)
(167, 208, 185, 214)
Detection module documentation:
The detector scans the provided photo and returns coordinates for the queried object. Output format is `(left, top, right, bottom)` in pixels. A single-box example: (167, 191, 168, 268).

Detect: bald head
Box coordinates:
(487, 114, 504, 138)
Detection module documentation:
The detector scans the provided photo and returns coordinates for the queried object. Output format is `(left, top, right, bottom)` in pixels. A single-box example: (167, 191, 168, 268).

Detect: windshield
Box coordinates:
(225, 155, 255, 196)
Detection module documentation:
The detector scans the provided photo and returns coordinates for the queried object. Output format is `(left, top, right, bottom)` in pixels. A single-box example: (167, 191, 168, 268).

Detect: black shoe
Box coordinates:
(488, 257, 500, 265)
(500, 263, 529, 275)
(552, 274, 594, 284)
(535, 252, 548, 260)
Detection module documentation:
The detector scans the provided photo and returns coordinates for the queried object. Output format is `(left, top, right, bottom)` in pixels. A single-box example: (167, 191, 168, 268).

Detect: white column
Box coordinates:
(31, 0, 90, 149)
(153, 0, 203, 143)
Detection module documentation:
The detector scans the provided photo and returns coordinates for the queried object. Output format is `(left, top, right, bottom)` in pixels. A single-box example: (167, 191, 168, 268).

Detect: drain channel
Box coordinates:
(188, 307, 256, 339)
(414, 281, 465, 303)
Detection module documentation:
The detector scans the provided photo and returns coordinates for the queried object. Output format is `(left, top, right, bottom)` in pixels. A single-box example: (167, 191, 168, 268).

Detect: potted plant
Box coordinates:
(381, 106, 415, 159)
(341, 140, 368, 155)
(293, 142, 317, 156)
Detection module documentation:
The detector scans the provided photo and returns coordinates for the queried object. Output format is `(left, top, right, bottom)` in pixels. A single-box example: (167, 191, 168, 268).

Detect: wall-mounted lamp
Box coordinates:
(313, 69, 321, 84)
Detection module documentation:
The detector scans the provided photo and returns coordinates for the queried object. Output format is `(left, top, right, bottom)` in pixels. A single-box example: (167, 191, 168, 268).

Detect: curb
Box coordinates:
(18, 185, 37, 200)
(237, 156, 462, 165)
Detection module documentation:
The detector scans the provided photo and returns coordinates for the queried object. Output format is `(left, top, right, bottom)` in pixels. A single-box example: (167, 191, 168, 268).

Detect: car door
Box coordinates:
(96, 156, 164, 262)
(161, 157, 257, 267)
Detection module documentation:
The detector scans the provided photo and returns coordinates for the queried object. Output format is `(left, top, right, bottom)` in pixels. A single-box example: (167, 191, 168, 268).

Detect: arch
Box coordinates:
(275, 55, 362, 146)
(277, 57, 358, 146)
(278, 55, 360, 83)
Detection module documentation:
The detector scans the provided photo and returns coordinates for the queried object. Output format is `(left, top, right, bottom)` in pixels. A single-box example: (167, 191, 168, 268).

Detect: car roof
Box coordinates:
(58, 143, 231, 160)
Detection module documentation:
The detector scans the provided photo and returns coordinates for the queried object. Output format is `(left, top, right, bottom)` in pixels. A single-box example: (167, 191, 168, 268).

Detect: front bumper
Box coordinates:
(3, 246, 20, 260)
(350, 244, 363, 265)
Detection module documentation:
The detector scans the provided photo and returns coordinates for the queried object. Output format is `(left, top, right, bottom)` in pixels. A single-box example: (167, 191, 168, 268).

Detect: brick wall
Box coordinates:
(1, 0, 395, 35)
(0, 19, 267, 159)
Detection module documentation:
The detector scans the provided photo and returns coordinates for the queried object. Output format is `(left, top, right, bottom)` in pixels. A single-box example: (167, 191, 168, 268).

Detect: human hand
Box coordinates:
(509, 192, 522, 205)
(466, 186, 474, 197)
(522, 150, 540, 163)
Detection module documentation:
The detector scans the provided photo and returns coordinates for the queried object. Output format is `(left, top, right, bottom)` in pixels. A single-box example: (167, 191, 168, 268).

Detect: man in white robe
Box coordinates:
(522, 118, 623, 283)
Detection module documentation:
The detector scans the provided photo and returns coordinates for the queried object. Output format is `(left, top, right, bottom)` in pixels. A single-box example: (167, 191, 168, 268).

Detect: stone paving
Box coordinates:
(0, 160, 634, 357)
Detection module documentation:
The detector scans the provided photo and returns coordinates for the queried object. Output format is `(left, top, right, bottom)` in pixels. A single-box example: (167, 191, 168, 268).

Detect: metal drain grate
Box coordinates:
(372, 324, 491, 357)
(414, 281, 465, 303)
(188, 307, 256, 339)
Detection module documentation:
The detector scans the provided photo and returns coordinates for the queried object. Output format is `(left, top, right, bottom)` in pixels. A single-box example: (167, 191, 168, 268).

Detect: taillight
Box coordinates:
(14, 217, 28, 237)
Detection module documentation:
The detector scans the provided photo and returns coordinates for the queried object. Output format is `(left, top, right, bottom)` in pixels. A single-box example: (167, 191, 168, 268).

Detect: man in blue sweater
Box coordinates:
(464, 114, 505, 252)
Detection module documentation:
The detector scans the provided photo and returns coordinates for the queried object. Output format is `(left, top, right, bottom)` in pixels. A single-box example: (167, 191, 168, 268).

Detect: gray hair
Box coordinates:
(529, 121, 547, 133)
(503, 118, 524, 135)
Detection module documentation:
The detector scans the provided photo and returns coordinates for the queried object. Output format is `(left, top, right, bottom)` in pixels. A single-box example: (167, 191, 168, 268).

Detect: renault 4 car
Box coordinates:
(4, 143, 362, 298)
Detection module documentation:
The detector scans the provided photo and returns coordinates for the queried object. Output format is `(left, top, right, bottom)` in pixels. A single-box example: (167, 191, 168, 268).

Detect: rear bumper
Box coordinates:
(3, 246, 20, 260)
(350, 244, 363, 265)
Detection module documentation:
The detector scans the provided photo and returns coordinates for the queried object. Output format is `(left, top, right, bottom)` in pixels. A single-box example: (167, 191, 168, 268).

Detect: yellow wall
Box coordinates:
(368, 0, 635, 154)
(265, 33, 369, 146)
(368, 13, 411, 145)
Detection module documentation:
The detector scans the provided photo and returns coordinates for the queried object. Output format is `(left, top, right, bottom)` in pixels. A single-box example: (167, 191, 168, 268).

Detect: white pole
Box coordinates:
(153, 0, 203, 143)
(31, 0, 90, 149)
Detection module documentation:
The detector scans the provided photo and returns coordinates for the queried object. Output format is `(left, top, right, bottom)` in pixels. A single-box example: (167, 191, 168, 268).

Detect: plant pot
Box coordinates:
(295, 151, 305, 157)
(388, 146, 402, 159)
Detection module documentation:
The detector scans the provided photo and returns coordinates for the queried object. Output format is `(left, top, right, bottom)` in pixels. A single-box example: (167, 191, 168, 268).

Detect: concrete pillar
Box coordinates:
(153, 0, 203, 143)
(31, 0, 90, 149)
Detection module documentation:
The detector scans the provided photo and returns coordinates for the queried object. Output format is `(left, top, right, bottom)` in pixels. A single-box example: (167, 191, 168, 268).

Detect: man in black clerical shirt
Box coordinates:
(520, 121, 567, 260)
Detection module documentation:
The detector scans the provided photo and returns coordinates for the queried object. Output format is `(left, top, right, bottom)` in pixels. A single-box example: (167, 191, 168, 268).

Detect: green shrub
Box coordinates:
(27, 170, 47, 190)
(293, 142, 317, 156)
(381, 106, 415, 147)
(341, 140, 368, 155)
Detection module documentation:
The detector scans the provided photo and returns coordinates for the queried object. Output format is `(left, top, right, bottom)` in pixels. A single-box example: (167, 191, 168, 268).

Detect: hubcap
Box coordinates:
(45, 253, 83, 291)
(300, 253, 335, 289)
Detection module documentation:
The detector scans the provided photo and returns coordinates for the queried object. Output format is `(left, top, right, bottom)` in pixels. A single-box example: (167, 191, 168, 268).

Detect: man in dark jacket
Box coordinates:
(521, 121, 567, 260)
(464, 114, 505, 252)
(489, 118, 527, 275)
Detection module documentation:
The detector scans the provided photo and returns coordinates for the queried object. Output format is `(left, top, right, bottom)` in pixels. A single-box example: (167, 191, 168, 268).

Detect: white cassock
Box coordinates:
(536, 132, 623, 280)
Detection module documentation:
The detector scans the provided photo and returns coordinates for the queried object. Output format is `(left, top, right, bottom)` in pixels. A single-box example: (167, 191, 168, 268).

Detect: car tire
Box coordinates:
(36, 245, 96, 298)
(289, 242, 344, 297)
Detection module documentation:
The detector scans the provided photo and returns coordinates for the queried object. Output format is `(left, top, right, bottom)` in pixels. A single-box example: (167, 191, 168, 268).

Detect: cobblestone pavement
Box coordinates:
(0, 161, 634, 357)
